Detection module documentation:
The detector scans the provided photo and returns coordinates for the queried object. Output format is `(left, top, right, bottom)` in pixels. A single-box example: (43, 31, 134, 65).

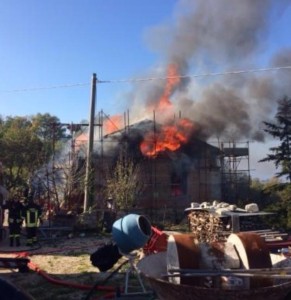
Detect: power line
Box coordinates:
(101, 65, 291, 83)
(1, 65, 291, 93)
(0, 82, 89, 93)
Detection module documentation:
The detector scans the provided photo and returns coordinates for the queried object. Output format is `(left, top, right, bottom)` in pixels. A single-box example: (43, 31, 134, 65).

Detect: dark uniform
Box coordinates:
(2, 199, 24, 247)
(23, 200, 42, 246)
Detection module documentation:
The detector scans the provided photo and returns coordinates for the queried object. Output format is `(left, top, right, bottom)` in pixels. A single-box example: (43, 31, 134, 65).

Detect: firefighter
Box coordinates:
(2, 194, 24, 247)
(23, 198, 42, 246)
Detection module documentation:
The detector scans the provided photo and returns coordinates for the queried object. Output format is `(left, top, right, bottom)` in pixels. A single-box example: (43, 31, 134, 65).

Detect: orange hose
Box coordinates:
(27, 260, 116, 292)
(15, 251, 117, 294)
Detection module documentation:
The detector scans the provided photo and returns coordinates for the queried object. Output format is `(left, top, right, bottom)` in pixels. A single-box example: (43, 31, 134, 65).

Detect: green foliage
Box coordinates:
(257, 96, 291, 229)
(263, 203, 288, 230)
(275, 183, 291, 229)
(31, 113, 68, 159)
(0, 116, 42, 188)
(249, 177, 291, 230)
(0, 114, 66, 191)
(260, 96, 291, 182)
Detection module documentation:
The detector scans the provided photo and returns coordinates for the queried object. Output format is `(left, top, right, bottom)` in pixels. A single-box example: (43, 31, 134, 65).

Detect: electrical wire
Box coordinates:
(0, 82, 89, 93)
(99, 65, 291, 83)
(1, 65, 291, 93)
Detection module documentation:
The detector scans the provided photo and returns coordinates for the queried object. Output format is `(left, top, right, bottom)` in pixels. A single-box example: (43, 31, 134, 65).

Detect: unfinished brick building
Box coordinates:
(92, 119, 223, 221)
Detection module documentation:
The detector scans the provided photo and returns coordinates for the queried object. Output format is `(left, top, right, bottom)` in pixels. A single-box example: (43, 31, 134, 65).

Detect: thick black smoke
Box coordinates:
(126, 0, 291, 143)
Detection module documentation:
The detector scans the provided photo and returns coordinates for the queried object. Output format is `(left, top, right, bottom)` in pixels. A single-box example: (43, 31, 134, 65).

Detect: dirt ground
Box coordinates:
(0, 227, 154, 300)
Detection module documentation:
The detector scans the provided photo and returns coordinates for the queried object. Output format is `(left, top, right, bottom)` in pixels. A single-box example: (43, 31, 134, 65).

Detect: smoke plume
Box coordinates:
(125, 0, 291, 143)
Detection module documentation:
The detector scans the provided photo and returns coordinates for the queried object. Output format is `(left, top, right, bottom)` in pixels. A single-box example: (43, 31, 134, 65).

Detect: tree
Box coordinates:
(0, 114, 67, 194)
(246, 177, 290, 230)
(250, 177, 285, 206)
(31, 113, 68, 161)
(259, 96, 291, 182)
(259, 97, 291, 229)
(30, 114, 70, 207)
(0, 116, 43, 189)
(104, 151, 144, 212)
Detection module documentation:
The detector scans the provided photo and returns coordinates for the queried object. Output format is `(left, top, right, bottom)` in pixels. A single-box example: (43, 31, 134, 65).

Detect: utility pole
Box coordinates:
(84, 73, 97, 212)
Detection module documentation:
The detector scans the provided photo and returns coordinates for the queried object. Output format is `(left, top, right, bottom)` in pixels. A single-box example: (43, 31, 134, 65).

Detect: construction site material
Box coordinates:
(138, 253, 291, 300)
(143, 226, 168, 254)
(187, 209, 224, 242)
(137, 232, 291, 300)
(167, 234, 200, 286)
(184, 200, 291, 253)
(112, 214, 152, 254)
(199, 241, 240, 270)
(227, 232, 273, 289)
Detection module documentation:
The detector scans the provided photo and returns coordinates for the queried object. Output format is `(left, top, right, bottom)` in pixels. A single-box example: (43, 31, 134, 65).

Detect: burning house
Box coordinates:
(91, 117, 223, 220)
(47, 1, 291, 218)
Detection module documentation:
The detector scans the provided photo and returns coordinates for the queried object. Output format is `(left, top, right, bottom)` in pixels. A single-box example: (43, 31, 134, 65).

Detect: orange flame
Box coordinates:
(104, 115, 123, 134)
(154, 63, 180, 111)
(140, 118, 195, 157)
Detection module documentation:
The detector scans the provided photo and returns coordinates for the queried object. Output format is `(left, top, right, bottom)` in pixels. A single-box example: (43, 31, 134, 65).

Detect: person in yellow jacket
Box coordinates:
(2, 196, 24, 247)
(23, 199, 42, 246)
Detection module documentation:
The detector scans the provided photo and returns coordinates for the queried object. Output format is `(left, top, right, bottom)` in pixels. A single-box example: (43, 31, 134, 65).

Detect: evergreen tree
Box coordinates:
(260, 96, 291, 182)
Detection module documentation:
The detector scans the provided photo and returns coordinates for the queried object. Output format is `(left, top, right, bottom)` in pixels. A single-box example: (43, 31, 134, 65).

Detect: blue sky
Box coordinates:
(0, 0, 176, 121)
(1, 0, 291, 180)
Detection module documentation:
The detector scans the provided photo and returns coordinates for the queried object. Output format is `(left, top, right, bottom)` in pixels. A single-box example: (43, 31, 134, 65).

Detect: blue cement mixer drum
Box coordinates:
(112, 214, 152, 254)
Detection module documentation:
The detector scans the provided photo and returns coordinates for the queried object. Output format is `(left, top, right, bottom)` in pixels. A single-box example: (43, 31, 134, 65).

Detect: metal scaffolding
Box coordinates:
(220, 141, 251, 203)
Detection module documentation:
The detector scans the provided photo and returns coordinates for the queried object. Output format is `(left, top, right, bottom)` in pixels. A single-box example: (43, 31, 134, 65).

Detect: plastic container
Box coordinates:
(112, 214, 152, 254)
